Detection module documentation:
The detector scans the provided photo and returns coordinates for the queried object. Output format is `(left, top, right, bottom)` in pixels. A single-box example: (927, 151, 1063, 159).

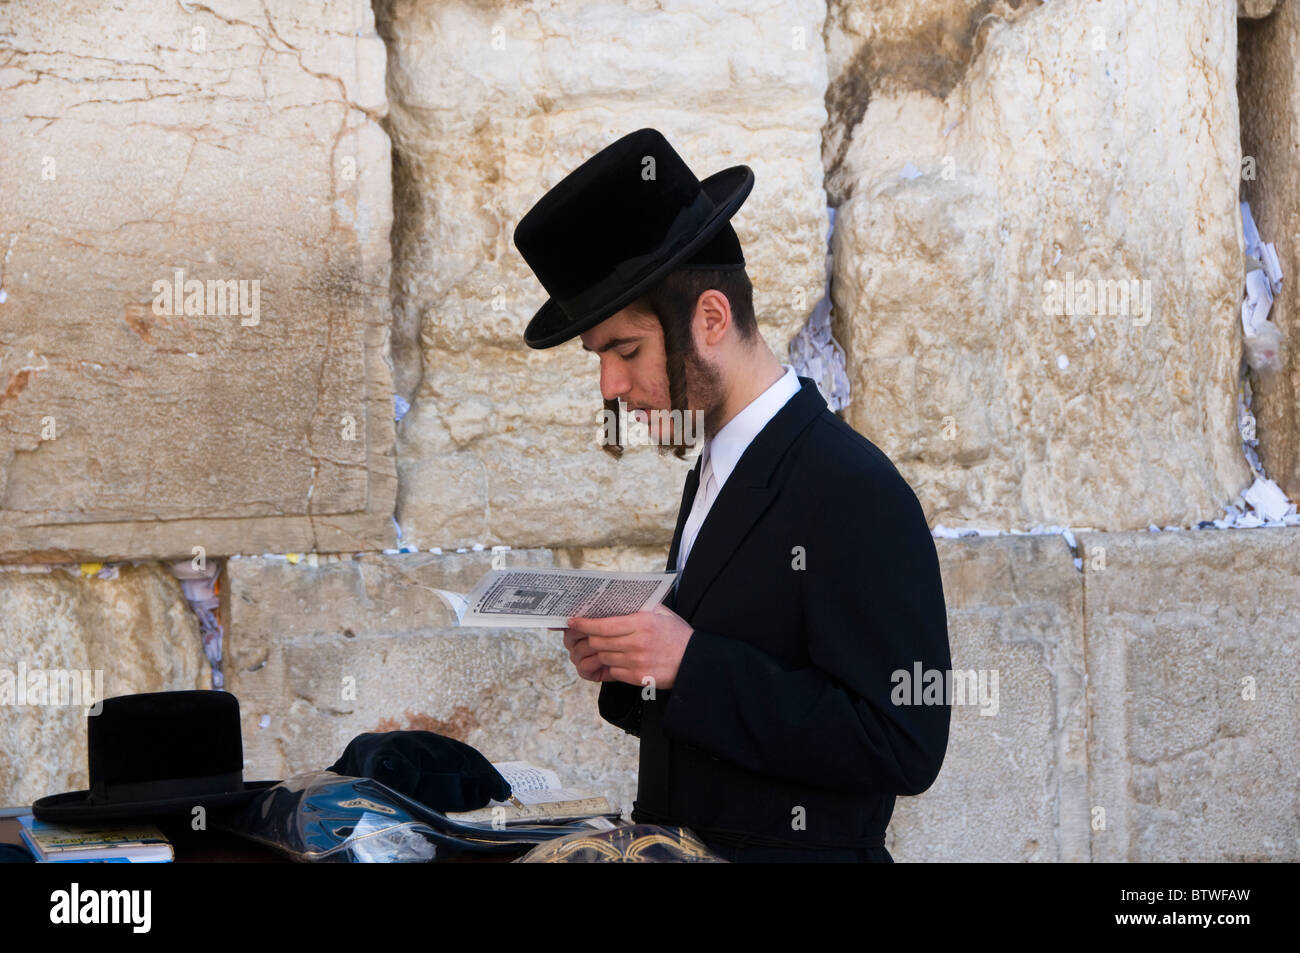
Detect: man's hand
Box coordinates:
(555, 624, 616, 683)
(560, 604, 694, 690)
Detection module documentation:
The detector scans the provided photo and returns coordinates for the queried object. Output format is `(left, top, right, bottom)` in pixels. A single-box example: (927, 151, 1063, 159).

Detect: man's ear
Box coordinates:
(695, 289, 730, 347)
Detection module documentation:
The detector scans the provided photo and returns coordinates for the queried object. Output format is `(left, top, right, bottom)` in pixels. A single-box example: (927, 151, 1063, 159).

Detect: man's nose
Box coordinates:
(599, 360, 630, 402)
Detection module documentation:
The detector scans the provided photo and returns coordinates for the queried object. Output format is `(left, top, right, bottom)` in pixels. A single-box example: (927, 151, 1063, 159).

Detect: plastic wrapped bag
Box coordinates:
(219, 770, 611, 862)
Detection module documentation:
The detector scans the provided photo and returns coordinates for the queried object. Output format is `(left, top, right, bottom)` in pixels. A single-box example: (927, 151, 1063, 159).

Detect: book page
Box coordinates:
(444, 795, 616, 824)
(427, 568, 677, 628)
(492, 761, 560, 793)
(443, 763, 618, 824)
(511, 786, 592, 806)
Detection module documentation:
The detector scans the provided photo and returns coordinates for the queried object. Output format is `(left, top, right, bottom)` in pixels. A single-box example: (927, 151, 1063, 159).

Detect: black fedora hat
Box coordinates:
(32, 690, 279, 823)
(514, 127, 754, 349)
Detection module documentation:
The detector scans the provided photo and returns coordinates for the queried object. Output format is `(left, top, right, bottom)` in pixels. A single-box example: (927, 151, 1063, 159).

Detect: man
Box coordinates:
(513, 128, 951, 862)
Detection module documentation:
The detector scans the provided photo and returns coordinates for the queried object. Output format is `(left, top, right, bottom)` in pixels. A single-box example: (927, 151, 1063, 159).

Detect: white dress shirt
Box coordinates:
(675, 363, 801, 580)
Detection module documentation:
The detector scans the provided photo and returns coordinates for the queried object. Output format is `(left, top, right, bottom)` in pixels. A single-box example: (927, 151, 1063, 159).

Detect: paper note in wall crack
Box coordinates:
(431, 568, 678, 628)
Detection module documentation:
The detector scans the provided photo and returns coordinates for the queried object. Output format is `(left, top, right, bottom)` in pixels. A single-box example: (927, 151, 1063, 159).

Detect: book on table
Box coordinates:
(17, 814, 174, 863)
(444, 761, 621, 828)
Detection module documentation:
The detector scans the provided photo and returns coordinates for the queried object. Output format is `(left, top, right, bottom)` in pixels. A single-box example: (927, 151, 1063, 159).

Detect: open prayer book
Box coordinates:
(444, 761, 621, 828)
(427, 568, 677, 628)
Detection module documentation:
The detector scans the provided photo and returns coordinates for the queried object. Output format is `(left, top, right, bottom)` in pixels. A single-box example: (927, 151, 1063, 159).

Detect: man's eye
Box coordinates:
(621, 348, 639, 359)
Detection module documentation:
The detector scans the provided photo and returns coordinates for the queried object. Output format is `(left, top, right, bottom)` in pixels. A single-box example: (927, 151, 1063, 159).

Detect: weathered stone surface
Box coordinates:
(1081, 528, 1300, 862)
(1239, 4, 1300, 501)
(377, 0, 829, 550)
(222, 550, 640, 816)
(554, 545, 670, 574)
(220, 531, 1300, 861)
(394, 348, 697, 550)
(824, 0, 993, 204)
(0, 563, 208, 806)
(1, 0, 1292, 870)
(0, 0, 396, 563)
(891, 534, 1088, 862)
(1238, 0, 1281, 19)
(828, 0, 1252, 530)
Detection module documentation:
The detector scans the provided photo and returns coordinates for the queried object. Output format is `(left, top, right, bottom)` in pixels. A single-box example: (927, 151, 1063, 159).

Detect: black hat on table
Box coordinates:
(513, 127, 754, 349)
(32, 690, 279, 824)
(327, 730, 511, 813)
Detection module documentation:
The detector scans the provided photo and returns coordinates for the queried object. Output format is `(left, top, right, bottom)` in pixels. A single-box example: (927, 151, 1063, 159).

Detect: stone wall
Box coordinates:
(0, 0, 397, 563)
(0, 564, 209, 807)
(376, 0, 830, 549)
(215, 532, 1300, 860)
(1239, 1, 1300, 500)
(222, 549, 641, 816)
(0, 0, 1296, 861)
(826, 0, 1251, 530)
(1080, 528, 1300, 862)
(901, 530, 1299, 862)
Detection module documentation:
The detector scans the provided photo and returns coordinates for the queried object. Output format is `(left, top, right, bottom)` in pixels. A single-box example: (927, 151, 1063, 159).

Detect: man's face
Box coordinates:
(580, 305, 724, 448)
(581, 307, 674, 446)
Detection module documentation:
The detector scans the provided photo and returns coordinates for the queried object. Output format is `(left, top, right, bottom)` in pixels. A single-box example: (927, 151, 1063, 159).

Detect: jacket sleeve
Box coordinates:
(598, 680, 643, 737)
(660, 463, 952, 796)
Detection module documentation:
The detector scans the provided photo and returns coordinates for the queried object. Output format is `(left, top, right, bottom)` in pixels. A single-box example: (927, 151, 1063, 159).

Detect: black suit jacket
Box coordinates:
(598, 375, 951, 853)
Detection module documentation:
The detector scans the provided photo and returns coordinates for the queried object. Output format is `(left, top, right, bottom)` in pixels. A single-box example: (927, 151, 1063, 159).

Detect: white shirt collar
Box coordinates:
(702, 364, 801, 491)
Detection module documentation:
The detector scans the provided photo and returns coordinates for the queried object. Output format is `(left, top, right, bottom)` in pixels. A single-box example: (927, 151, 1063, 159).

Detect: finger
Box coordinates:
(565, 613, 641, 637)
(589, 664, 614, 682)
(595, 652, 639, 677)
(607, 666, 641, 685)
(565, 629, 607, 655)
(576, 654, 607, 681)
(588, 632, 640, 653)
(590, 638, 635, 659)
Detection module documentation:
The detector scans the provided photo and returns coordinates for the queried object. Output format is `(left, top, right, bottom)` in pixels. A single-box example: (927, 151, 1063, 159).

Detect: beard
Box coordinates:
(685, 346, 727, 437)
(654, 335, 725, 457)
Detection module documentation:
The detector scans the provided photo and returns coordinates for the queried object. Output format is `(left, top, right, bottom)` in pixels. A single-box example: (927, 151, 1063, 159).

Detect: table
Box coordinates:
(0, 812, 528, 863)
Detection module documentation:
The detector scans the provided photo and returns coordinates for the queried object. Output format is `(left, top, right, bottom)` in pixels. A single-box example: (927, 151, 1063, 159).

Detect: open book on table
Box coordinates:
(444, 761, 622, 828)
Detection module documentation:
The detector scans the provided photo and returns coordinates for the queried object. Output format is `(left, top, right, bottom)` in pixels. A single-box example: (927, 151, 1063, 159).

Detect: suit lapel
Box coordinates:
(668, 376, 827, 621)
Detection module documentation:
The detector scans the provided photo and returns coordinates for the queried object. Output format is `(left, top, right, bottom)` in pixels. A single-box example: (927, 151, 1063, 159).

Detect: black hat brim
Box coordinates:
(523, 164, 754, 349)
(31, 779, 281, 824)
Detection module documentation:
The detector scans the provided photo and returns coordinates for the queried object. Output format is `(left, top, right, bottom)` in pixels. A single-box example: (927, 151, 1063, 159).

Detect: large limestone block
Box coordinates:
(222, 550, 640, 816)
(0, 564, 208, 806)
(377, 0, 830, 549)
(824, 0, 991, 203)
(0, 0, 396, 563)
(1239, 5, 1300, 500)
(890, 534, 1088, 862)
(828, 0, 1251, 530)
(1082, 528, 1300, 861)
